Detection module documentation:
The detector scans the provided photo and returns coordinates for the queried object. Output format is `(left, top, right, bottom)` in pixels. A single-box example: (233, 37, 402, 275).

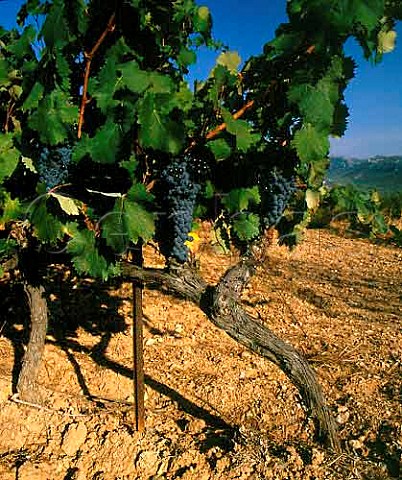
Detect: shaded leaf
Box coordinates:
(0, 134, 20, 182)
(0, 58, 10, 87)
(232, 213, 260, 241)
(138, 93, 185, 154)
(67, 227, 120, 280)
(73, 119, 121, 164)
(28, 89, 76, 145)
(124, 198, 155, 243)
(222, 110, 260, 152)
(30, 201, 65, 243)
(207, 138, 231, 161)
(222, 187, 260, 214)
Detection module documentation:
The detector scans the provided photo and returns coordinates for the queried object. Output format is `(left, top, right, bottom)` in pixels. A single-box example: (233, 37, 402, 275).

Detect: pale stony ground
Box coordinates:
(0, 227, 401, 479)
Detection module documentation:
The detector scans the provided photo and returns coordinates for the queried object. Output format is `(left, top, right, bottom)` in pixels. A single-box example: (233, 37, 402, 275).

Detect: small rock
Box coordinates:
(349, 438, 364, 450)
(188, 418, 206, 432)
(336, 407, 350, 424)
(0, 377, 11, 403)
(61, 422, 88, 456)
(18, 462, 54, 480)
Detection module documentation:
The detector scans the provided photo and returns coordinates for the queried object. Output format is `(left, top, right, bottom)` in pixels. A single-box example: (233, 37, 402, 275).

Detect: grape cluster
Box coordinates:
(259, 169, 296, 228)
(186, 154, 210, 181)
(36, 145, 72, 190)
(159, 159, 200, 263)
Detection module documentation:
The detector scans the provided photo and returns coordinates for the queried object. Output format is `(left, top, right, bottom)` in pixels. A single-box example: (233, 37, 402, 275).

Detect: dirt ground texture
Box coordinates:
(0, 226, 401, 480)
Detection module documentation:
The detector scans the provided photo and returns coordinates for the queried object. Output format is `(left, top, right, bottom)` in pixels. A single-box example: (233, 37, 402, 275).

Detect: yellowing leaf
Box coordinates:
(305, 189, 320, 210)
(378, 29, 397, 54)
(216, 51, 241, 74)
(50, 193, 81, 216)
(21, 156, 37, 173)
(371, 190, 381, 204)
(194, 6, 211, 34)
(185, 231, 201, 253)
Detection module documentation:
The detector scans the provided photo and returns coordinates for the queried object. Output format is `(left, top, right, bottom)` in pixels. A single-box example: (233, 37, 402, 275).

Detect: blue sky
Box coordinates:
(1, 0, 401, 159)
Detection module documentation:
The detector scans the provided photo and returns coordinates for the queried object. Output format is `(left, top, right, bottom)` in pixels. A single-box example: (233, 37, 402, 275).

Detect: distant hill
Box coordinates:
(327, 155, 402, 193)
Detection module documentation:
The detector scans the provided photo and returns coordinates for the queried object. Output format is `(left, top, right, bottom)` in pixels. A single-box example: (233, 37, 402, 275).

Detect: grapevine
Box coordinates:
(0, 0, 400, 451)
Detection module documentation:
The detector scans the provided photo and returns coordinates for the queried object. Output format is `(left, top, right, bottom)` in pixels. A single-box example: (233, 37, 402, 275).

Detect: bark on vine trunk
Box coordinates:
(16, 283, 48, 402)
(121, 260, 341, 452)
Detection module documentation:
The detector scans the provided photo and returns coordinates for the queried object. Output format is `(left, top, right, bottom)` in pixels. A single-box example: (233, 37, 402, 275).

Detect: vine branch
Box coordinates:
(3, 102, 15, 134)
(205, 99, 255, 140)
(185, 99, 255, 154)
(121, 255, 340, 452)
(77, 13, 116, 139)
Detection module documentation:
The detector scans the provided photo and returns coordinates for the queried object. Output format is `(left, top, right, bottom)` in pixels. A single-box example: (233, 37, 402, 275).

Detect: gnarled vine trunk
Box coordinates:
(122, 256, 341, 452)
(16, 283, 48, 402)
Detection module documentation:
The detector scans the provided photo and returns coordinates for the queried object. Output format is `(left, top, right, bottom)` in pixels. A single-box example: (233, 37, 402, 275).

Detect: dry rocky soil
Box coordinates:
(0, 226, 401, 480)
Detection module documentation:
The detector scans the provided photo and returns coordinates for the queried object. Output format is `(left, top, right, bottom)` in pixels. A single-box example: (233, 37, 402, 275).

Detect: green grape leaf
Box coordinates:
(331, 102, 349, 137)
(124, 198, 155, 244)
(222, 187, 260, 214)
(127, 183, 154, 204)
(222, 110, 260, 153)
(0, 134, 20, 182)
(22, 82, 44, 112)
(28, 89, 77, 145)
(292, 124, 329, 164)
(40, 0, 69, 49)
(216, 51, 241, 74)
(101, 198, 129, 253)
(288, 84, 334, 130)
(89, 42, 130, 113)
(267, 32, 303, 56)
(6, 25, 36, 60)
(118, 61, 150, 94)
(67, 228, 120, 280)
(372, 212, 388, 235)
(171, 83, 194, 112)
(0, 59, 11, 87)
(0, 238, 18, 257)
(353, 0, 384, 33)
(120, 156, 139, 181)
(50, 193, 81, 216)
(232, 213, 260, 241)
(1, 193, 21, 224)
(53, 48, 72, 92)
(178, 47, 197, 68)
(308, 157, 330, 187)
(101, 193, 155, 250)
(73, 119, 121, 164)
(30, 201, 65, 243)
(148, 72, 175, 94)
(138, 93, 185, 154)
(207, 138, 231, 161)
(204, 180, 215, 199)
